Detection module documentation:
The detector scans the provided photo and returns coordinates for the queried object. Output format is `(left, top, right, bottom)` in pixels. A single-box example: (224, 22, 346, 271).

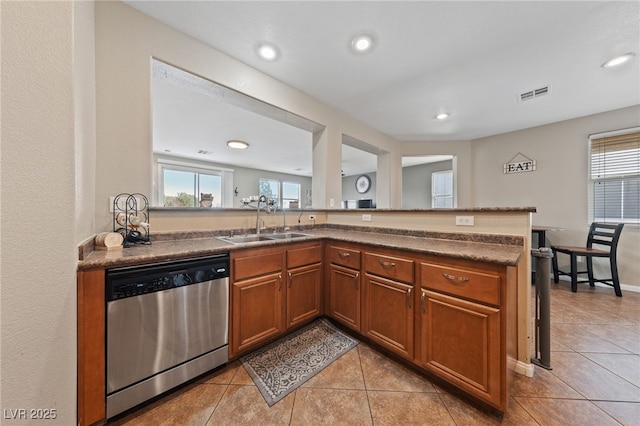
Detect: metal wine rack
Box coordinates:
(112, 193, 150, 247)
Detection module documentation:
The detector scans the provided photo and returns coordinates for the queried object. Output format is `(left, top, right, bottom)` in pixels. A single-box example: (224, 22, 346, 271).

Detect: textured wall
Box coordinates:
(0, 2, 94, 424)
(472, 106, 640, 288)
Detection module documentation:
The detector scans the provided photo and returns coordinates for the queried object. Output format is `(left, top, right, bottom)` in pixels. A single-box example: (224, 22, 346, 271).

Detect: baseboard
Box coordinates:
(514, 360, 535, 377)
(551, 275, 640, 293)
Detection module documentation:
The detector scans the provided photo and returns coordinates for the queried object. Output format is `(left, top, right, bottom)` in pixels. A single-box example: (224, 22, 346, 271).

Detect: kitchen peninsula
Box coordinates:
(77, 208, 532, 425)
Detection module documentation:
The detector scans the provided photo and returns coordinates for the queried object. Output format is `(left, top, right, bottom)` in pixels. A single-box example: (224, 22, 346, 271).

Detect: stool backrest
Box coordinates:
(587, 222, 625, 251)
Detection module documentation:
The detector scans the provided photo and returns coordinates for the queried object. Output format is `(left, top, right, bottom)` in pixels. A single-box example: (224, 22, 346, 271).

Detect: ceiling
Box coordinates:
(133, 1, 640, 176)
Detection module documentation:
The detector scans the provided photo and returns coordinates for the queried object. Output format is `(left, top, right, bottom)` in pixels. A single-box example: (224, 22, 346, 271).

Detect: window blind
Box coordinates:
(590, 131, 640, 223)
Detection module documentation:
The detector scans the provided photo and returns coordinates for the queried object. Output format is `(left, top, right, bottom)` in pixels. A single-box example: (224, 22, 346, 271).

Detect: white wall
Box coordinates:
(94, 0, 401, 230)
(0, 1, 95, 423)
(472, 106, 640, 288)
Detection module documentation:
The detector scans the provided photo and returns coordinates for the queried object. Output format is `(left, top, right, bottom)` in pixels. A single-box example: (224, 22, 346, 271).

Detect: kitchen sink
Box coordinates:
(218, 232, 312, 244)
(218, 234, 274, 244)
(266, 232, 312, 240)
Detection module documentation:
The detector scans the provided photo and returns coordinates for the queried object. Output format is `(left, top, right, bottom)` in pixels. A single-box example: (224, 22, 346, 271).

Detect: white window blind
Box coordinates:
(590, 131, 640, 223)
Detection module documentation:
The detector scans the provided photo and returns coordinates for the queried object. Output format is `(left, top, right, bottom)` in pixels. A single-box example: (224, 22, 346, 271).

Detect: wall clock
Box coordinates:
(355, 175, 371, 194)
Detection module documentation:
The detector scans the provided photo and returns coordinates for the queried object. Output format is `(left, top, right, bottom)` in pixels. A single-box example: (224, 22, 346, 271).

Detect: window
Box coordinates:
(158, 160, 233, 207)
(432, 170, 453, 208)
(590, 130, 640, 224)
(259, 178, 280, 207)
(259, 178, 301, 208)
(282, 182, 301, 208)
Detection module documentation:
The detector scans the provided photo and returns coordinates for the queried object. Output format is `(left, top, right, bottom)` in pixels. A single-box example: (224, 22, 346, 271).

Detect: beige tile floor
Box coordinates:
(110, 282, 639, 425)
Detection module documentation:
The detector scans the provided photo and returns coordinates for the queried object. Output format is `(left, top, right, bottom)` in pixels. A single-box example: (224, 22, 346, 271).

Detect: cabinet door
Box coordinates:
(419, 289, 501, 408)
(328, 264, 361, 331)
(231, 272, 284, 357)
(363, 273, 414, 359)
(286, 263, 322, 329)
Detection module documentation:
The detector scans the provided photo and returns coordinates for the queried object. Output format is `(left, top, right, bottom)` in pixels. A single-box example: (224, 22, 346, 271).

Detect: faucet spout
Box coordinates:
(256, 195, 268, 235)
(280, 207, 289, 233)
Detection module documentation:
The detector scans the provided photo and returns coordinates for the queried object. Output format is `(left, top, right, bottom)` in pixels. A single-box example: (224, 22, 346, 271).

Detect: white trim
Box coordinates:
(157, 157, 234, 173)
(514, 360, 535, 377)
(554, 275, 640, 293)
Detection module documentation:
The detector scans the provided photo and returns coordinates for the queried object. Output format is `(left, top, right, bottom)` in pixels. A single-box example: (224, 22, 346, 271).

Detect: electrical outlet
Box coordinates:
(455, 215, 475, 226)
(309, 215, 316, 221)
(362, 214, 372, 222)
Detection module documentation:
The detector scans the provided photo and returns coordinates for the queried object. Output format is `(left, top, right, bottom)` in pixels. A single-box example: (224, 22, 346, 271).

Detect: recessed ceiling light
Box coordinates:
(351, 34, 374, 53)
(435, 113, 450, 120)
(601, 52, 636, 68)
(227, 140, 249, 150)
(256, 43, 280, 61)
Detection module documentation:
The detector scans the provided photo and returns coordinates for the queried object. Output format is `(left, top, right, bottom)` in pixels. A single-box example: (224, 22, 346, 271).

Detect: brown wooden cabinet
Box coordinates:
(326, 245, 362, 332)
(78, 235, 519, 424)
(417, 259, 510, 411)
(286, 244, 322, 329)
(362, 251, 415, 359)
(230, 242, 322, 358)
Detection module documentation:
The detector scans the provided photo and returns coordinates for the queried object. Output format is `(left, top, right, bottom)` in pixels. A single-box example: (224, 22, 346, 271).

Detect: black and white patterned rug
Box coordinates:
(240, 318, 359, 406)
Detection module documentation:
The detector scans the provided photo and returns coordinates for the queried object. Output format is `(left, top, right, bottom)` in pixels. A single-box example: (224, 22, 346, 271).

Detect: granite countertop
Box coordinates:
(78, 226, 524, 270)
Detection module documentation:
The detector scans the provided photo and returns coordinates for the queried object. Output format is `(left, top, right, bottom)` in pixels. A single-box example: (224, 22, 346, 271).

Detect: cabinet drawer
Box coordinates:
(233, 251, 284, 281)
(364, 252, 414, 284)
(328, 246, 361, 269)
(287, 245, 322, 269)
(420, 262, 500, 306)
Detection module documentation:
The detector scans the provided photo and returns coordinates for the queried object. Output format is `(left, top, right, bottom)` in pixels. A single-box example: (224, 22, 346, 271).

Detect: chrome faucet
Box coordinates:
(256, 195, 267, 235)
(279, 206, 289, 233)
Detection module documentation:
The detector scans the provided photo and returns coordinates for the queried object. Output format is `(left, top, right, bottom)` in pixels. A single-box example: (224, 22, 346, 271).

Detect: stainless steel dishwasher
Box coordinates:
(105, 254, 229, 419)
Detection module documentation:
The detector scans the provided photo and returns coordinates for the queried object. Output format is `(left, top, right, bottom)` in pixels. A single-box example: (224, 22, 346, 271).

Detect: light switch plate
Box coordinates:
(455, 216, 475, 226)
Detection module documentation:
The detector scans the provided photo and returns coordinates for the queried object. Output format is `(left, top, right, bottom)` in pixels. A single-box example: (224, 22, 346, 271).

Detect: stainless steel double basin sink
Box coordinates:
(218, 232, 312, 245)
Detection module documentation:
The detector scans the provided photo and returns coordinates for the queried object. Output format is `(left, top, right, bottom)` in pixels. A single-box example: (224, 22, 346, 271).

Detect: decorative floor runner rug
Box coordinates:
(240, 318, 359, 406)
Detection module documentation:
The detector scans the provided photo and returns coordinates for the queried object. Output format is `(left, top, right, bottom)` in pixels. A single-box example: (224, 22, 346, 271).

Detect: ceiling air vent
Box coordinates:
(518, 85, 551, 102)
(197, 150, 213, 155)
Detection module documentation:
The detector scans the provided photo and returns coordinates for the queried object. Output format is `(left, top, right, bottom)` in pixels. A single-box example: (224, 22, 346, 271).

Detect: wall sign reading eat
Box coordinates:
(503, 153, 536, 174)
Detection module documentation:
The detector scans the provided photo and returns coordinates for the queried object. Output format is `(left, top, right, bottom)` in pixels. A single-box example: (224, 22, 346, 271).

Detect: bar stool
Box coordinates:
(551, 223, 625, 296)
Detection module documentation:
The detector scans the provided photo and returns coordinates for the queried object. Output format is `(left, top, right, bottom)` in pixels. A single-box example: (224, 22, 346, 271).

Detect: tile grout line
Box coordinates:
(355, 345, 376, 425)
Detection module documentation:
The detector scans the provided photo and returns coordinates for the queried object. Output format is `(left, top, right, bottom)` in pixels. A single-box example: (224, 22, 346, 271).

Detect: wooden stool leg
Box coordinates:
(587, 256, 595, 287)
(610, 255, 622, 297)
(552, 249, 559, 283)
(570, 253, 578, 292)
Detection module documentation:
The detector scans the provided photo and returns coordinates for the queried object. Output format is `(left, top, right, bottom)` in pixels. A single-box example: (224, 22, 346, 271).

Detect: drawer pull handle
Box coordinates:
(379, 260, 396, 268)
(442, 273, 470, 283)
(406, 288, 413, 308)
(278, 274, 283, 291)
(421, 291, 426, 314)
(288, 271, 293, 288)
(339, 252, 351, 258)
(355, 272, 360, 289)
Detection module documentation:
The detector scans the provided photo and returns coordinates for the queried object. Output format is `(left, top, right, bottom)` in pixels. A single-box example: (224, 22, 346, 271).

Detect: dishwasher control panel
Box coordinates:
(106, 254, 229, 301)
